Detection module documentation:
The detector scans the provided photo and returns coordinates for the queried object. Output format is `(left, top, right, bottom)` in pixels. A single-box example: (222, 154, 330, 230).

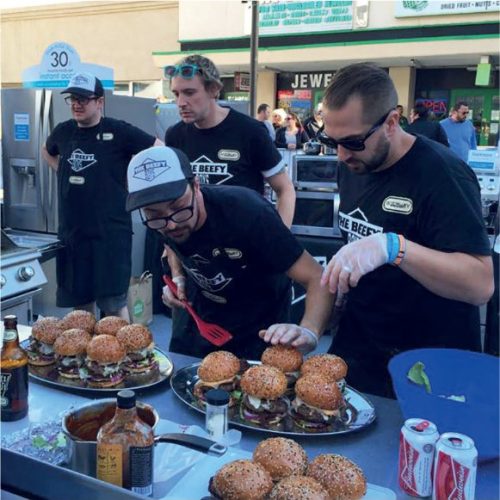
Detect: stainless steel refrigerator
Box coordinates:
(1, 88, 158, 316)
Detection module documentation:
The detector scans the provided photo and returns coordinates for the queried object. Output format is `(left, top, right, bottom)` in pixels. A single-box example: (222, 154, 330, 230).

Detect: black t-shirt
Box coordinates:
(46, 117, 156, 240)
(165, 108, 283, 194)
(331, 136, 491, 395)
(169, 185, 304, 358)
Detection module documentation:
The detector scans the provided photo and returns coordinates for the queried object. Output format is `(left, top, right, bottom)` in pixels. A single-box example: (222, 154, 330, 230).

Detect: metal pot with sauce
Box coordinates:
(62, 398, 226, 477)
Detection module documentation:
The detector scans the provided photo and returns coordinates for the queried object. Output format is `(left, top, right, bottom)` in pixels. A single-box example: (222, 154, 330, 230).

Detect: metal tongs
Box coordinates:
(162, 275, 233, 347)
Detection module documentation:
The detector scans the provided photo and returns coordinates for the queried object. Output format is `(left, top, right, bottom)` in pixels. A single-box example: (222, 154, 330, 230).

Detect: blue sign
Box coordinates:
(22, 41, 114, 90)
(14, 113, 30, 141)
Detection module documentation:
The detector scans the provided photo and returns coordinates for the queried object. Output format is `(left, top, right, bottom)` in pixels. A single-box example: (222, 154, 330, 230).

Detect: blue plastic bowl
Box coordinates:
(388, 348, 499, 461)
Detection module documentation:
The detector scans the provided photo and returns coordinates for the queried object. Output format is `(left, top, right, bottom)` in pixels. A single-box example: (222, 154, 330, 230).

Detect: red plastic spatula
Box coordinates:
(162, 275, 233, 347)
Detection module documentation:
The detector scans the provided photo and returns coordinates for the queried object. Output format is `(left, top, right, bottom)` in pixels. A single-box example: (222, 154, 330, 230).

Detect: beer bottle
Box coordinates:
(96, 390, 154, 496)
(1, 315, 29, 421)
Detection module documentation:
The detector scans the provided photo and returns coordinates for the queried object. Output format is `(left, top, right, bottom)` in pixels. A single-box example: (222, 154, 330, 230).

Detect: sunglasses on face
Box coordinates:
(64, 95, 98, 106)
(317, 109, 393, 152)
(164, 64, 201, 79)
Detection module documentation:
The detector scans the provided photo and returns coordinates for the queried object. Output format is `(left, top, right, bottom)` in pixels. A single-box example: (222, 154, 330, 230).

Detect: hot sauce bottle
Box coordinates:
(96, 390, 154, 496)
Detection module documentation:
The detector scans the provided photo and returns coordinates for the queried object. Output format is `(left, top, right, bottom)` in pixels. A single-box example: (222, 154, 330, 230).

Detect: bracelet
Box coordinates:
(385, 232, 400, 264)
(172, 276, 186, 286)
(393, 234, 406, 266)
(300, 327, 319, 348)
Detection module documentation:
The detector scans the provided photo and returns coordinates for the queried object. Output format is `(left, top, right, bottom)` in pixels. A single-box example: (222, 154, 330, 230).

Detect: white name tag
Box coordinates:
(69, 176, 85, 185)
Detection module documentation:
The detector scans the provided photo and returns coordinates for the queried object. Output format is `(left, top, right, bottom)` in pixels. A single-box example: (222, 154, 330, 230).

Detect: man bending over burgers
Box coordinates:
(126, 146, 333, 359)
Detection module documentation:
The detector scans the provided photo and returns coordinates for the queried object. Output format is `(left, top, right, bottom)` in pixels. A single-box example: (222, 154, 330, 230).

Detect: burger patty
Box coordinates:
(291, 402, 336, 424)
(127, 350, 154, 363)
(85, 360, 122, 377)
(56, 355, 85, 369)
(26, 338, 55, 357)
(242, 395, 288, 415)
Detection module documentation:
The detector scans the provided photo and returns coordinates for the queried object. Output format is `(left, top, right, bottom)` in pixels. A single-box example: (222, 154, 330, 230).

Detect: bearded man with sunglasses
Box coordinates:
(305, 63, 493, 398)
(126, 146, 332, 359)
(41, 72, 163, 320)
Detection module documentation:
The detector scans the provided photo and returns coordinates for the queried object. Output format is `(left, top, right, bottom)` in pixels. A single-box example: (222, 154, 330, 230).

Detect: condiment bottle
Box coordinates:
(1, 315, 29, 421)
(205, 389, 229, 442)
(96, 390, 154, 496)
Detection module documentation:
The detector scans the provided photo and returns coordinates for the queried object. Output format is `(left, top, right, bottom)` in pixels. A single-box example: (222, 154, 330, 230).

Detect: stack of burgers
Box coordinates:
(209, 437, 367, 500)
(192, 347, 349, 432)
(26, 311, 158, 388)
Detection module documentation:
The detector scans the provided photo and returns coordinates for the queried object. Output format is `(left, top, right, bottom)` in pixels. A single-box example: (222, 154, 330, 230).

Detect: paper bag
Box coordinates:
(127, 271, 153, 325)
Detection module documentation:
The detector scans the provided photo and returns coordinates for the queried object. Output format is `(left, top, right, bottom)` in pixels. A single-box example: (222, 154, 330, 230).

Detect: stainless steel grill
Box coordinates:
(1, 229, 48, 324)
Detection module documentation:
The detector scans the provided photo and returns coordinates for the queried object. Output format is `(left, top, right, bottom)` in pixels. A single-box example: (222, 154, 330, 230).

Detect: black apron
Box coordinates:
(56, 120, 132, 305)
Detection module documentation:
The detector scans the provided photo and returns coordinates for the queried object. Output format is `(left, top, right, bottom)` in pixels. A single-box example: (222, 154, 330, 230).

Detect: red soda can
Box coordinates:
(433, 432, 477, 500)
(399, 418, 439, 497)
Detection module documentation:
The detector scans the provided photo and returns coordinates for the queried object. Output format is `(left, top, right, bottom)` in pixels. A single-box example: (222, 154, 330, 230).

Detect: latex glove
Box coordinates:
(321, 233, 388, 295)
(162, 276, 187, 309)
(259, 324, 319, 354)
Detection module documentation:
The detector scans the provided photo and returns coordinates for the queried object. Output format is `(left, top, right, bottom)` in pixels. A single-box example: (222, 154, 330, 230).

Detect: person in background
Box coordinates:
(303, 102, 324, 140)
(284, 62, 493, 398)
(126, 146, 333, 359)
(42, 72, 162, 320)
(164, 54, 295, 227)
(275, 111, 309, 151)
(440, 101, 477, 163)
(257, 103, 275, 141)
(396, 104, 409, 130)
(407, 102, 449, 147)
(271, 108, 287, 131)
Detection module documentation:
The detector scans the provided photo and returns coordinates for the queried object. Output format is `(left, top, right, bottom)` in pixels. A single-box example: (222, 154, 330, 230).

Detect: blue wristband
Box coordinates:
(386, 232, 400, 263)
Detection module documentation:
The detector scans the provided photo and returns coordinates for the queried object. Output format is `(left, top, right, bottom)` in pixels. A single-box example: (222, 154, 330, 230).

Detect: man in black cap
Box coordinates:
(42, 72, 163, 319)
(126, 145, 333, 359)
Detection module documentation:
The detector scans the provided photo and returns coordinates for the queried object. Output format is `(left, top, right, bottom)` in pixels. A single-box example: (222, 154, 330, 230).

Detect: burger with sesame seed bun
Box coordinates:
(83, 334, 126, 388)
(240, 365, 288, 426)
(261, 345, 303, 392)
(61, 310, 96, 334)
(307, 454, 367, 500)
(116, 324, 157, 375)
(291, 373, 346, 431)
(300, 353, 348, 393)
(268, 475, 330, 500)
(26, 316, 65, 366)
(253, 437, 308, 482)
(208, 459, 273, 500)
(53, 328, 92, 379)
(193, 351, 241, 407)
(94, 316, 129, 336)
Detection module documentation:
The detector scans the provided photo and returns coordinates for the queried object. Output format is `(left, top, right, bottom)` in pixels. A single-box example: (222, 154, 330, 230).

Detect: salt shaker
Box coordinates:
(205, 389, 229, 441)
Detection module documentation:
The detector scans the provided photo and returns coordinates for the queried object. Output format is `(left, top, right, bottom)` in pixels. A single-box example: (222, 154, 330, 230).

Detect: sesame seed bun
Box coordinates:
(307, 454, 367, 500)
(54, 328, 92, 356)
(211, 459, 273, 500)
(115, 324, 153, 352)
(268, 476, 329, 500)
(61, 310, 96, 334)
(31, 317, 65, 345)
(94, 316, 129, 336)
(253, 438, 308, 481)
(197, 351, 240, 383)
(295, 374, 343, 411)
(86, 334, 125, 364)
(300, 354, 348, 382)
(261, 346, 303, 373)
(240, 365, 287, 400)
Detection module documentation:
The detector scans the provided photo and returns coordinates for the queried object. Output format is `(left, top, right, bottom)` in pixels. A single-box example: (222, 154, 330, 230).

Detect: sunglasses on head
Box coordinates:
(164, 64, 201, 79)
(317, 109, 393, 152)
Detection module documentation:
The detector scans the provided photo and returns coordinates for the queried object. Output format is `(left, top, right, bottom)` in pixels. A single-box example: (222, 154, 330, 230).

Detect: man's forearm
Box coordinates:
(401, 240, 493, 305)
(275, 185, 296, 228)
(299, 281, 334, 337)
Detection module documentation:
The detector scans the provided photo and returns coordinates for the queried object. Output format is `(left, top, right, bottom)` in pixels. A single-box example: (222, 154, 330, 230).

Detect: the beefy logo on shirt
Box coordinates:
(218, 149, 240, 161)
(338, 208, 383, 243)
(191, 155, 234, 185)
(132, 157, 169, 182)
(382, 196, 413, 215)
(67, 148, 97, 172)
(212, 248, 242, 260)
